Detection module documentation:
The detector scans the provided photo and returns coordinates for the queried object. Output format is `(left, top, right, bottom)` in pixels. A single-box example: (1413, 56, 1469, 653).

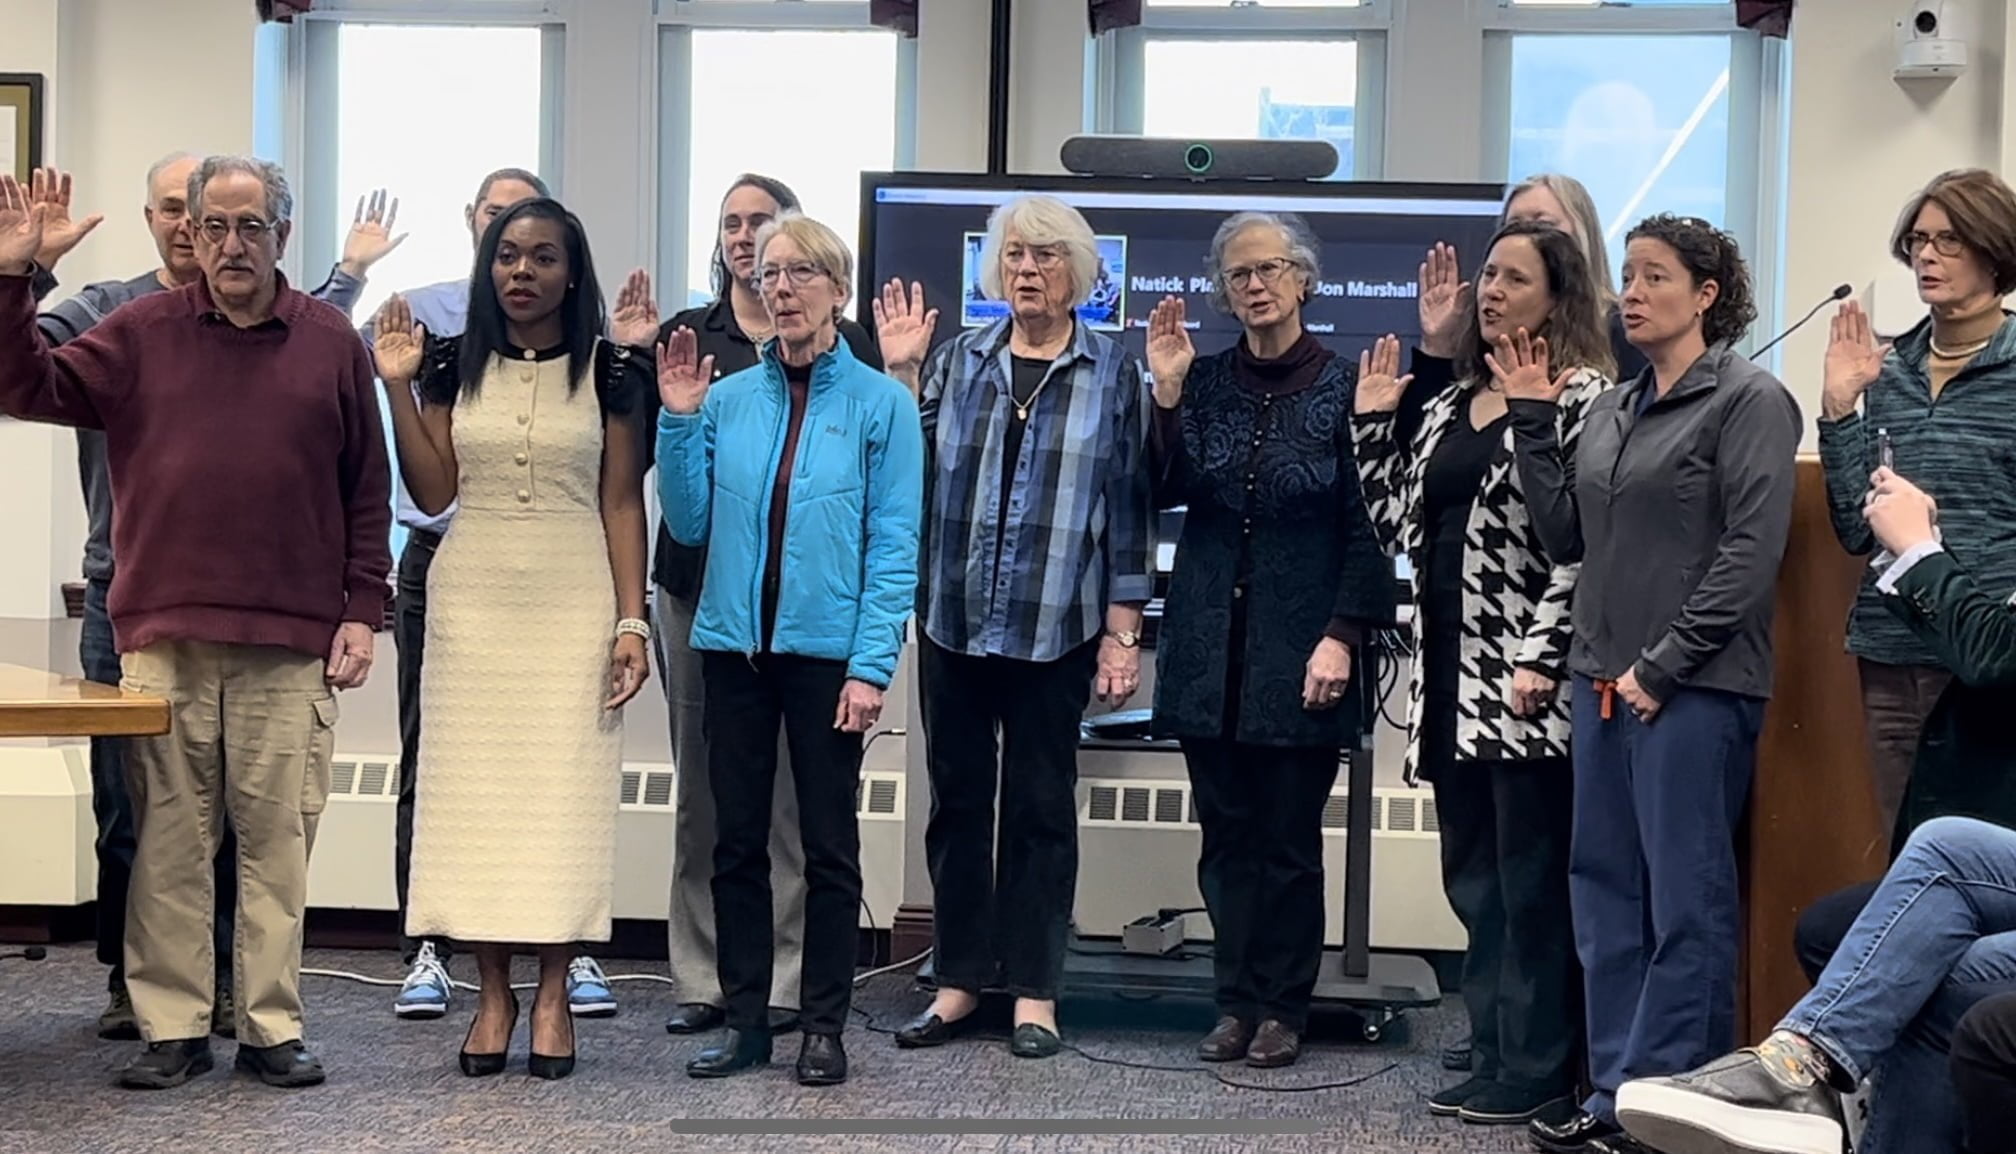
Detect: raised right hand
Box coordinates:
(1144, 295, 1195, 406)
(1354, 334, 1414, 415)
(1417, 242, 1470, 358)
(657, 325, 716, 415)
(0, 174, 49, 274)
(372, 294, 427, 385)
(1822, 300, 1890, 421)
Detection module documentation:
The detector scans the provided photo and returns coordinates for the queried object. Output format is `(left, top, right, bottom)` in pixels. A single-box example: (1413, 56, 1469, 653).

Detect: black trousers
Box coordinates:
(1432, 755, 1580, 1094)
(1793, 879, 1877, 984)
(83, 577, 234, 989)
(917, 635, 1097, 1000)
(1954, 991, 2016, 1154)
(1182, 737, 1339, 1029)
(393, 529, 451, 966)
(701, 650, 863, 1035)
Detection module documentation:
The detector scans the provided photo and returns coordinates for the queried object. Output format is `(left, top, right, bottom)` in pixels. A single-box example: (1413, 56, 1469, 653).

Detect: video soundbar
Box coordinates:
(1060, 135, 1339, 181)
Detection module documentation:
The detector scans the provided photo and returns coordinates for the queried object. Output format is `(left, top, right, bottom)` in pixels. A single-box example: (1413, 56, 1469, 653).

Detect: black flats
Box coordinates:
(687, 1028, 772, 1078)
(893, 1011, 977, 1049)
(1010, 1023, 1062, 1059)
(459, 997, 519, 1078)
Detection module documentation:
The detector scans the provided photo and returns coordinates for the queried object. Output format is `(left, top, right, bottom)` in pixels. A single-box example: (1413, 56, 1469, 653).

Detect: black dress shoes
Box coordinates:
(234, 1040, 326, 1088)
(1528, 1108, 1621, 1153)
(1010, 1023, 1062, 1059)
(893, 1011, 975, 1049)
(117, 1039, 214, 1090)
(1197, 1016, 1257, 1063)
(686, 1028, 772, 1078)
(665, 1002, 726, 1034)
(768, 1006, 801, 1034)
(796, 1032, 848, 1086)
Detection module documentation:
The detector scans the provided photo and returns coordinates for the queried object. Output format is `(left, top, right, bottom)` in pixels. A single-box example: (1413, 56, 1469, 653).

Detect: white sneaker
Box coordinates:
(393, 942, 452, 1019)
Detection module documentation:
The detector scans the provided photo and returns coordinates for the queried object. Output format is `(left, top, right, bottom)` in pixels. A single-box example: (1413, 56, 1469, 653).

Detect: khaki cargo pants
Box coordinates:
(119, 640, 337, 1047)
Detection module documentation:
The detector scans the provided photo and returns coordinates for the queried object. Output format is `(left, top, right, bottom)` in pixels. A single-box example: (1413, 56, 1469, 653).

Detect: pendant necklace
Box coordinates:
(1014, 372, 1056, 421)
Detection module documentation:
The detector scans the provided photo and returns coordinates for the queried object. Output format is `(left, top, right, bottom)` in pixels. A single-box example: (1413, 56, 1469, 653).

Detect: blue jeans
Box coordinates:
(1569, 676, 1761, 1121)
(82, 578, 234, 989)
(1781, 816, 2016, 1154)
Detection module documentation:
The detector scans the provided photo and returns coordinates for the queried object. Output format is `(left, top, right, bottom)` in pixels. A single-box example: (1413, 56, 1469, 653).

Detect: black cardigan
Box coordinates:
(1148, 347, 1396, 747)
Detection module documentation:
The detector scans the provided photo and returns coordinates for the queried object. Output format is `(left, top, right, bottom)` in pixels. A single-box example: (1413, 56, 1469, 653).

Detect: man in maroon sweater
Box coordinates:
(0, 157, 390, 1091)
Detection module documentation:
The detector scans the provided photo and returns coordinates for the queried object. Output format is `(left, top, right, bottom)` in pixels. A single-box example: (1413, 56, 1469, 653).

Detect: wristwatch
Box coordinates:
(1107, 629, 1141, 648)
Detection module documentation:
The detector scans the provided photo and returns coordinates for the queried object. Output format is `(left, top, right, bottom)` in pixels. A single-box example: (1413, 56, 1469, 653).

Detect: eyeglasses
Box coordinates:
(1002, 244, 1066, 271)
(1223, 258, 1299, 290)
(197, 216, 276, 244)
(1904, 230, 1967, 258)
(756, 261, 829, 289)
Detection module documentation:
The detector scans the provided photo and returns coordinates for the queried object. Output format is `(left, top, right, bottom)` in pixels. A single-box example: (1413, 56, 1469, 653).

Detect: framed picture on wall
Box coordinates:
(1, 73, 46, 183)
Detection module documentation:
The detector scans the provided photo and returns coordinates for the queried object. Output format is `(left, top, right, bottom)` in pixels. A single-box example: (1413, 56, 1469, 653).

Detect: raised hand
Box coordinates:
(871, 278, 939, 381)
(372, 294, 427, 385)
(1486, 328, 1572, 403)
(0, 174, 50, 274)
(1353, 334, 1414, 415)
(1822, 300, 1890, 422)
(612, 268, 659, 348)
(656, 325, 716, 415)
(29, 167, 103, 270)
(1417, 242, 1470, 358)
(340, 189, 407, 277)
(1145, 295, 1195, 408)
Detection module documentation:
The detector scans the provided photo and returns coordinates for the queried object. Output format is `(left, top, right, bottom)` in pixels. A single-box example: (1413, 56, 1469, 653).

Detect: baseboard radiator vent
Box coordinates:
(1074, 777, 1464, 952)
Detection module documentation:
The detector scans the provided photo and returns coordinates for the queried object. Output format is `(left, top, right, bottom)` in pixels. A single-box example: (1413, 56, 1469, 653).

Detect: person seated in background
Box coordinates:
(1508, 215, 1801, 1154)
(362, 166, 625, 1025)
(1613, 466, 2016, 1154)
(656, 213, 923, 1087)
(886, 194, 1153, 1061)
(1818, 169, 2016, 852)
(1140, 211, 1395, 1071)
(1355, 218, 1616, 1126)
(653, 172, 882, 1040)
(28, 157, 399, 1043)
(0, 158, 392, 1090)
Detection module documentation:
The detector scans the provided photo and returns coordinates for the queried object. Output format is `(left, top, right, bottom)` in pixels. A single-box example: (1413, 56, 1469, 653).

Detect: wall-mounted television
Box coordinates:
(857, 171, 1510, 594)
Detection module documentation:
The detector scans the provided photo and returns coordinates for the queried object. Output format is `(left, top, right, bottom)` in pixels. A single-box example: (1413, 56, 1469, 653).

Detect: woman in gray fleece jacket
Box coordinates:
(1503, 214, 1802, 1152)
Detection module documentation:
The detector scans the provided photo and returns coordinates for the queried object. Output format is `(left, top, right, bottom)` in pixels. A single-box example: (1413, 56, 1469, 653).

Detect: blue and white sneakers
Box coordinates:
(393, 942, 452, 1019)
(567, 956, 618, 1018)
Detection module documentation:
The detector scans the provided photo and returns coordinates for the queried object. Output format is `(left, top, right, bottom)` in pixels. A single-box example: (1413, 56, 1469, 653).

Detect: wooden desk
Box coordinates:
(0, 663, 169, 738)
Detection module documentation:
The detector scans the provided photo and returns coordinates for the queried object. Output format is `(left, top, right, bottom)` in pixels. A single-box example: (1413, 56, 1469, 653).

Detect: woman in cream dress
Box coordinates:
(372, 197, 655, 1081)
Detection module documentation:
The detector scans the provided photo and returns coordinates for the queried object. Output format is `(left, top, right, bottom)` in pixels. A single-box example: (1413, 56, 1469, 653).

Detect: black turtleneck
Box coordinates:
(1234, 329, 1332, 397)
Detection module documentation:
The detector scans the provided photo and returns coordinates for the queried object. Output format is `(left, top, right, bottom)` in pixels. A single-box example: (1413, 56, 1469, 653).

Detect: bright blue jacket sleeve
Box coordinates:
(848, 387, 926, 689)
(657, 401, 715, 547)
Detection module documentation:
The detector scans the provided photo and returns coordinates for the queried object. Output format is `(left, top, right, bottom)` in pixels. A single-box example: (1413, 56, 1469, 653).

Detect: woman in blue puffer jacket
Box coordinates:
(654, 212, 923, 1089)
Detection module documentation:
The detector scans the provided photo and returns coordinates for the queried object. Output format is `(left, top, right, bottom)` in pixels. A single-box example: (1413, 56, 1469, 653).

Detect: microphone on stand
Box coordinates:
(1752, 283, 1853, 360)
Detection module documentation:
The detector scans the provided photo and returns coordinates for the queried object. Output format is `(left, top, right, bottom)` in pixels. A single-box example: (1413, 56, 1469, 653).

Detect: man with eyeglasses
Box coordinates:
(0, 155, 393, 1091)
(23, 154, 402, 1049)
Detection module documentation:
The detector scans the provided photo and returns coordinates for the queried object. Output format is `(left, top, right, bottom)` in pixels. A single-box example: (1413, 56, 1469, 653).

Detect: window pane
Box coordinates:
(1507, 34, 1729, 276)
(684, 29, 897, 311)
(1148, 1, 1361, 7)
(1141, 39, 1357, 179)
(1511, 1, 1725, 6)
(335, 25, 546, 327)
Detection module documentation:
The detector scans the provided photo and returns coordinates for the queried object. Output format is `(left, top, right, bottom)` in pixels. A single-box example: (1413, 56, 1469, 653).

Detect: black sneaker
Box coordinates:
(1428, 1075, 1493, 1117)
(234, 1040, 326, 1088)
(117, 1039, 214, 1089)
(1616, 1048, 1844, 1154)
(98, 981, 139, 1041)
(1460, 1084, 1571, 1126)
(211, 983, 237, 1040)
(1529, 1107, 1620, 1153)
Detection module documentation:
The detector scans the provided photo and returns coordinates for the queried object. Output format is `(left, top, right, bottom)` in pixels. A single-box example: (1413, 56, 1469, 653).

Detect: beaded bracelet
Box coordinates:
(616, 617, 653, 642)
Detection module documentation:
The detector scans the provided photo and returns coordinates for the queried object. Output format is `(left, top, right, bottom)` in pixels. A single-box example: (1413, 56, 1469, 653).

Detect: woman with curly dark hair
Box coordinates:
(1505, 213, 1802, 1152)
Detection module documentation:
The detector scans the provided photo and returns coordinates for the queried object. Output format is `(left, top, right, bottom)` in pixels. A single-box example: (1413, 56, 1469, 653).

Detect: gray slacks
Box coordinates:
(654, 588, 807, 1009)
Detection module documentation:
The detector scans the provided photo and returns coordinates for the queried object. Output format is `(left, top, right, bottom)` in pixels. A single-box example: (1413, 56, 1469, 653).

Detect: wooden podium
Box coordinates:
(1741, 455, 1887, 1040)
(0, 662, 168, 739)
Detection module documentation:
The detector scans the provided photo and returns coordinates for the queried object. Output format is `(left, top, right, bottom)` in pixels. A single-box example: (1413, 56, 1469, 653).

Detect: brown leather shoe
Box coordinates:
(1245, 1019, 1302, 1068)
(1196, 1016, 1256, 1062)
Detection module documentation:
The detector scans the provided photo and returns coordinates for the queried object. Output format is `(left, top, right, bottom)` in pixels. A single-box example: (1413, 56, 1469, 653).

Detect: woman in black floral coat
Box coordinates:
(1145, 211, 1394, 1071)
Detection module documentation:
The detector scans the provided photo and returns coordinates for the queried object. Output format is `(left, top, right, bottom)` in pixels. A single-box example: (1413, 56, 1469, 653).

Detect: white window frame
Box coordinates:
(1091, 0, 1393, 180)
(280, 1, 569, 286)
(1476, 0, 1792, 365)
(654, 0, 919, 311)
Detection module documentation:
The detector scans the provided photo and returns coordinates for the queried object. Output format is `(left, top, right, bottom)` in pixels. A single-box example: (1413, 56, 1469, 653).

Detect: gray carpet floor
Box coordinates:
(0, 946, 1541, 1153)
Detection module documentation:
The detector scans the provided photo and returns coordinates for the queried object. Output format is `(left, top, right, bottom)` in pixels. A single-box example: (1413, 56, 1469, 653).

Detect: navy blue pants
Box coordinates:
(1569, 674, 1761, 1122)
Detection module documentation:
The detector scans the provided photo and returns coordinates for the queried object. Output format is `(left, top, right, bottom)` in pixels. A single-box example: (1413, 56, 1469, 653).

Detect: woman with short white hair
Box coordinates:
(875, 194, 1155, 1059)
